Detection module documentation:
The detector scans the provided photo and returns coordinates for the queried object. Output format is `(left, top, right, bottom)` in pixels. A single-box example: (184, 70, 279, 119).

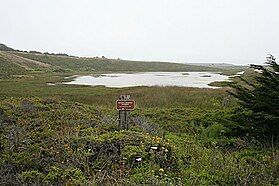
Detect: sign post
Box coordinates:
(117, 95, 135, 130)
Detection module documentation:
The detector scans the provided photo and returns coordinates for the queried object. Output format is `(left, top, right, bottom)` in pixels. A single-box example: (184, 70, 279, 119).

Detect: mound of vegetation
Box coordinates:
(0, 98, 278, 185)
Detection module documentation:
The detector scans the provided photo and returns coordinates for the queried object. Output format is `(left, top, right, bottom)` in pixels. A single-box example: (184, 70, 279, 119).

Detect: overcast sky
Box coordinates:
(0, 0, 278, 64)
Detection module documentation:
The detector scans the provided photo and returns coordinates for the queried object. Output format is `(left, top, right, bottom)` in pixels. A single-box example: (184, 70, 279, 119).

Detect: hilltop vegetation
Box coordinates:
(0, 43, 15, 51)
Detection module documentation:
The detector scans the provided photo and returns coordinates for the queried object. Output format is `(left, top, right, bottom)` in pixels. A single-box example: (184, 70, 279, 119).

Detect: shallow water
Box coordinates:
(64, 72, 231, 88)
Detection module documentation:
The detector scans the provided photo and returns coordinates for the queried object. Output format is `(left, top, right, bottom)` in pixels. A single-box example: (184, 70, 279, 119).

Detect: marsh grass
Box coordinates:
(0, 73, 238, 110)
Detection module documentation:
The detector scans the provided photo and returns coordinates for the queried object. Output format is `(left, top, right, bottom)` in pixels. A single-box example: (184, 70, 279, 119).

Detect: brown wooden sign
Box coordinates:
(116, 100, 135, 111)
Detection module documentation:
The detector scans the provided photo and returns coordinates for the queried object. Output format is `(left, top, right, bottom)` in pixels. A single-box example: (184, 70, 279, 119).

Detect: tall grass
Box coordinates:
(0, 73, 237, 109)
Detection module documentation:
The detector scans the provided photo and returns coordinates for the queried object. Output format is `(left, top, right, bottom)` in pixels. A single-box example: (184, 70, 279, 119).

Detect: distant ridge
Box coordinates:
(0, 43, 75, 57)
(187, 63, 236, 67)
(0, 43, 15, 51)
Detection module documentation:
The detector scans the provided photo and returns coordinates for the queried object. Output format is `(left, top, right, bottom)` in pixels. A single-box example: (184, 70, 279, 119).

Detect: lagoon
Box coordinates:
(64, 72, 231, 88)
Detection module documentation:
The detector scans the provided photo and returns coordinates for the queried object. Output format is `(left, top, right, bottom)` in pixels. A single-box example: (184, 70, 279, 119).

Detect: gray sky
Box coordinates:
(1, 0, 278, 64)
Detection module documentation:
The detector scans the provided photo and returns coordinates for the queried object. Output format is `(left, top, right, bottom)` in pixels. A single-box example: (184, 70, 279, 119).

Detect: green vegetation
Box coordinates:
(0, 53, 27, 77)
(229, 55, 279, 144)
(0, 51, 51, 77)
(0, 44, 277, 185)
(15, 52, 223, 72)
(1, 98, 278, 185)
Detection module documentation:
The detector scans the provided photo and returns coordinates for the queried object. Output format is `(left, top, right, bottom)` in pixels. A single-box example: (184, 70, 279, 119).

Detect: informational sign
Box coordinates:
(116, 100, 135, 111)
(117, 95, 135, 130)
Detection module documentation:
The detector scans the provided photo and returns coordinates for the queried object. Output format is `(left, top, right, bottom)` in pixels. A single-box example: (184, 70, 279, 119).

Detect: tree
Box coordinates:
(229, 54, 279, 144)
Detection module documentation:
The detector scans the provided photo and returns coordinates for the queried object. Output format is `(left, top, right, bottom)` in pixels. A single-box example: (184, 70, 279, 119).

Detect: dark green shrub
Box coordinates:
(229, 55, 279, 144)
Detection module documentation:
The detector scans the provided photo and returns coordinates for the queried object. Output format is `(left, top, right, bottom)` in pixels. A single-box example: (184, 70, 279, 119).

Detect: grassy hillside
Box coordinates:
(15, 52, 221, 72)
(0, 53, 27, 76)
(0, 51, 52, 77)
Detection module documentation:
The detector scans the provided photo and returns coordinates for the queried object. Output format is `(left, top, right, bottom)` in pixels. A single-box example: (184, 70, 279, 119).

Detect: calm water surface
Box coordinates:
(64, 72, 231, 88)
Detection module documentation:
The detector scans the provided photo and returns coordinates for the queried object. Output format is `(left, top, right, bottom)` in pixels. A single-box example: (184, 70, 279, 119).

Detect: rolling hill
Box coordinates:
(0, 52, 27, 76)
(0, 43, 247, 78)
(0, 43, 226, 75)
(0, 51, 52, 76)
(15, 52, 221, 72)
